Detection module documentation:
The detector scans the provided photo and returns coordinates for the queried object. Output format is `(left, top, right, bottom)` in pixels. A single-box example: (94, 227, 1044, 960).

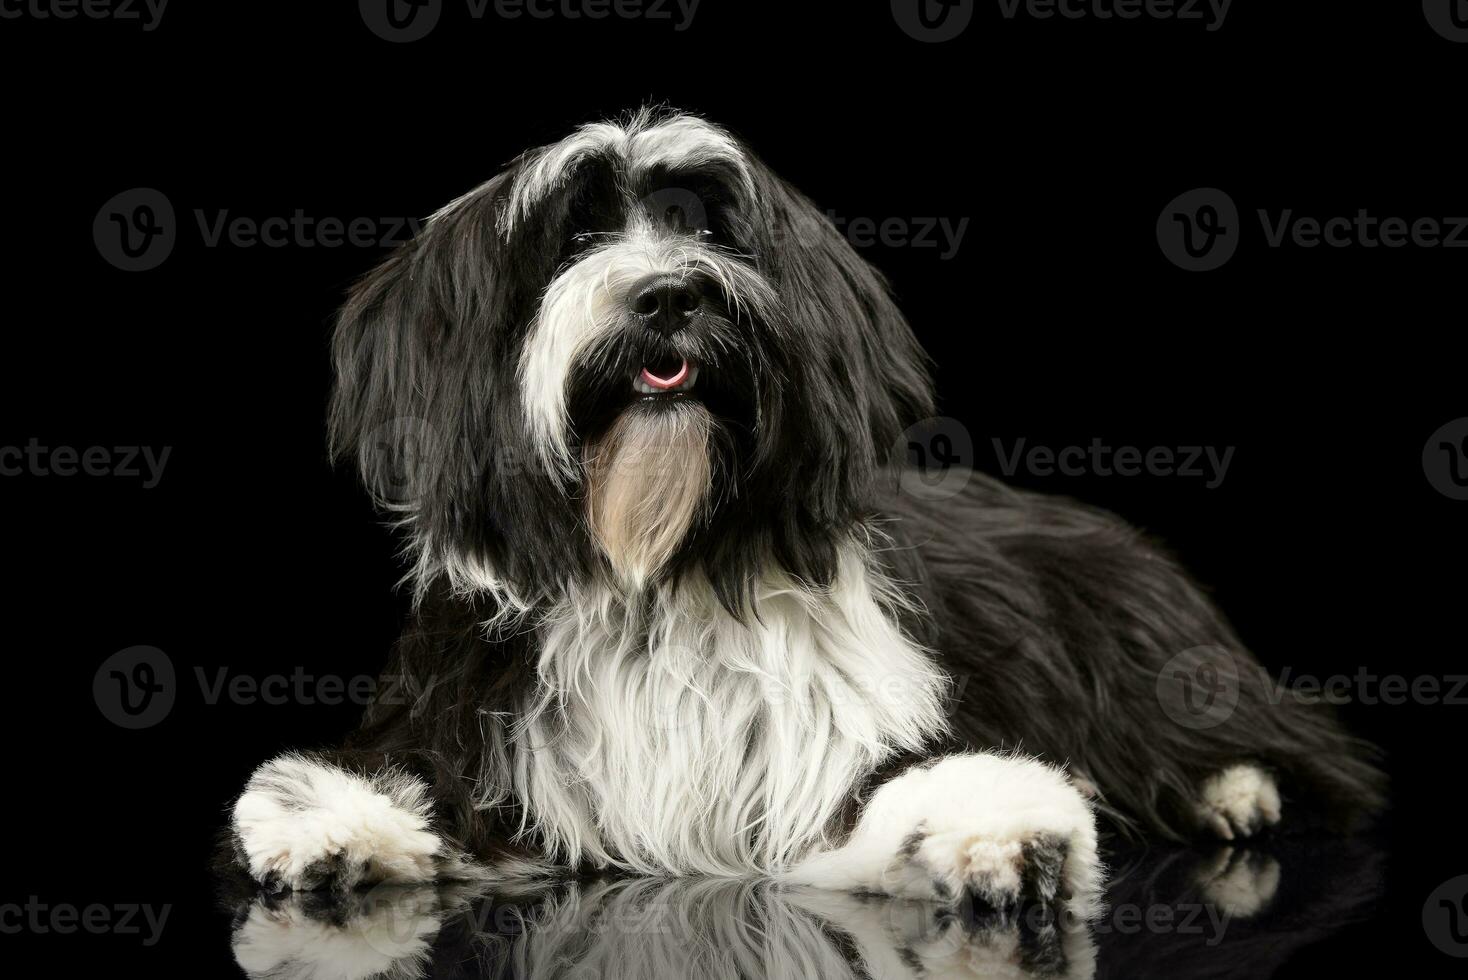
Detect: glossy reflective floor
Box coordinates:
(225, 838, 1386, 979)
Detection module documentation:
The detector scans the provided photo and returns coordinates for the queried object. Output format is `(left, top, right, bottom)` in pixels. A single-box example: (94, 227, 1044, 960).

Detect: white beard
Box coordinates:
(584, 400, 714, 590)
(496, 543, 951, 876)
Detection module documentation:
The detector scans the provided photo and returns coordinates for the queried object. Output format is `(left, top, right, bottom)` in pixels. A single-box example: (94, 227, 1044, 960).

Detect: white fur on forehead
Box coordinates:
(503, 110, 754, 233)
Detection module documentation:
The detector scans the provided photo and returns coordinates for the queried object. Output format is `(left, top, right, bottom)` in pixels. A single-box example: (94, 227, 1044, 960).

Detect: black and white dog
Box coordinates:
(226, 109, 1384, 915)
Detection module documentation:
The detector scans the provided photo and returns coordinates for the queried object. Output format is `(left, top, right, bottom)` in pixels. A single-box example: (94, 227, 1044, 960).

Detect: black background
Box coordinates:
(1, 0, 1464, 974)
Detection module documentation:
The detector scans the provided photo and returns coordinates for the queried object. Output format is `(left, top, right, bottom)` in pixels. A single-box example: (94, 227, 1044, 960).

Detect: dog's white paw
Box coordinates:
(790, 754, 1103, 918)
(1195, 764, 1282, 841)
(892, 826, 1076, 910)
(882, 756, 1102, 913)
(232, 754, 444, 892)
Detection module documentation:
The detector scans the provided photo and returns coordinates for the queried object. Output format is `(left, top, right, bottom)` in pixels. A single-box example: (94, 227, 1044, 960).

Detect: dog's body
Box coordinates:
(226, 110, 1383, 914)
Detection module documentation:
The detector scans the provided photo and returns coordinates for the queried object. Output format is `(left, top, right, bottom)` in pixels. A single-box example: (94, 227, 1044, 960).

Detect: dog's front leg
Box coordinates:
(228, 752, 481, 892)
(786, 753, 1104, 916)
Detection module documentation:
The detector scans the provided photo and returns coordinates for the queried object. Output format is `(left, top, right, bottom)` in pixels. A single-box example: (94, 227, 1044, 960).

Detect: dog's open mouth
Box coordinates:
(632, 355, 699, 397)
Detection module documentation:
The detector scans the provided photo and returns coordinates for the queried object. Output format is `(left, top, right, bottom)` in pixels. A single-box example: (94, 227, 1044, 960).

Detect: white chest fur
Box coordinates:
(501, 549, 950, 876)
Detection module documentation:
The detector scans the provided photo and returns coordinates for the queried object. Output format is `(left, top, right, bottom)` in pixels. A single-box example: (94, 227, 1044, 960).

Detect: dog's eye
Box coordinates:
(567, 231, 610, 252)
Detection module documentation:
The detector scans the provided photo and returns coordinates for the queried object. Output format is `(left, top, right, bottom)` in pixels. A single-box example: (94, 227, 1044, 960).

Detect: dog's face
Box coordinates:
(331, 109, 932, 608)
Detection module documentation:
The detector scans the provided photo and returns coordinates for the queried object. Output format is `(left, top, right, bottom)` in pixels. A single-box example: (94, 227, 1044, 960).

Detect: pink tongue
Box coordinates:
(640, 359, 689, 390)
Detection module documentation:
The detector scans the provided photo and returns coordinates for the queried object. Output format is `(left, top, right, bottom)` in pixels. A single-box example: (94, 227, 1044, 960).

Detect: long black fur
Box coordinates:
(879, 472, 1385, 839)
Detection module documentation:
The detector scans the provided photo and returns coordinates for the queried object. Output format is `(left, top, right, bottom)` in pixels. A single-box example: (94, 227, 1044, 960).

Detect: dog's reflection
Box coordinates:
(232, 883, 451, 980)
(231, 876, 1096, 980)
(228, 841, 1382, 980)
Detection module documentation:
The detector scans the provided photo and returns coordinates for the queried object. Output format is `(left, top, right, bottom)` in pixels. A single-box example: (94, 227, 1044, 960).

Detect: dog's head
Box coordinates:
(331, 108, 932, 609)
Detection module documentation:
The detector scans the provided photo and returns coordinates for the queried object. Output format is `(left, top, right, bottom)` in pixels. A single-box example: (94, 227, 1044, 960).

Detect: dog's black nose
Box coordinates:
(629, 274, 703, 332)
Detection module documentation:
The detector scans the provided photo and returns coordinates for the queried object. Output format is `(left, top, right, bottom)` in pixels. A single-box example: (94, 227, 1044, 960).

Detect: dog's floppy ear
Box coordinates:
(328, 173, 513, 519)
(751, 165, 936, 517)
(328, 168, 595, 600)
(329, 235, 442, 510)
(330, 167, 529, 506)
